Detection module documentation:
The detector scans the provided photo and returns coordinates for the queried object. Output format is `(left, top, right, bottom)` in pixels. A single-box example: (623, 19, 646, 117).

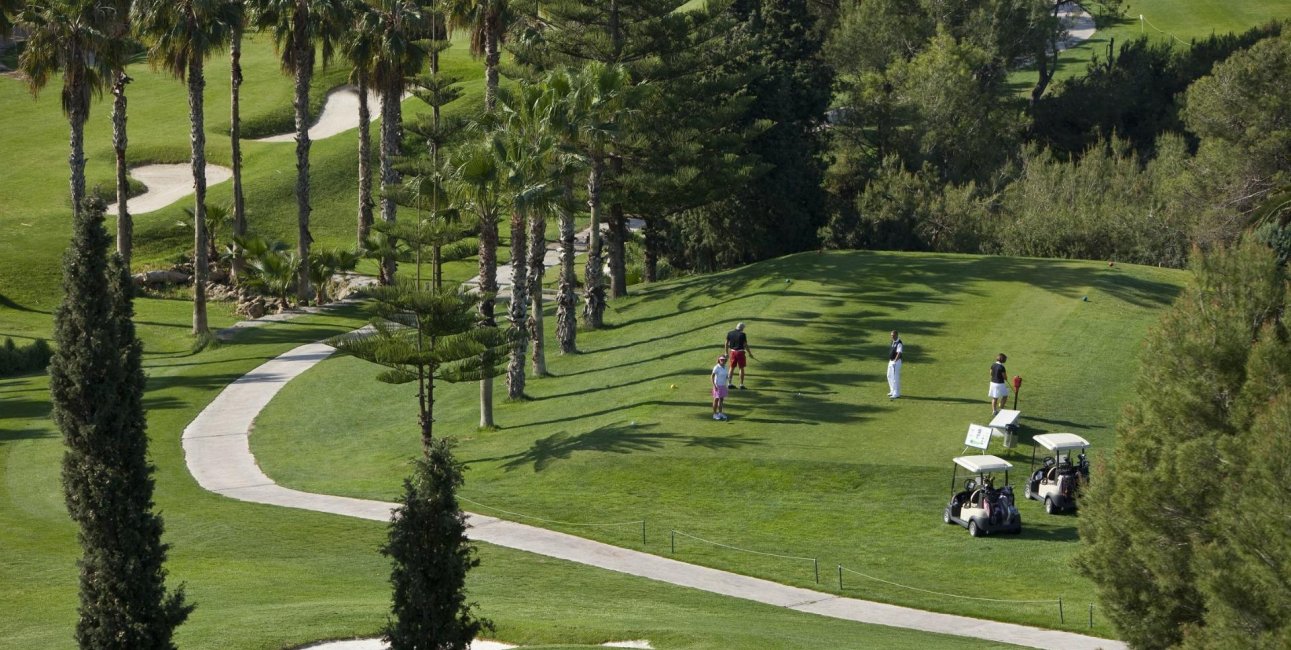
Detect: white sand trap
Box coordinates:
(256, 86, 406, 143)
(1057, 2, 1096, 51)
(300, 640, 515, 650)
(107, 163, 232, 215)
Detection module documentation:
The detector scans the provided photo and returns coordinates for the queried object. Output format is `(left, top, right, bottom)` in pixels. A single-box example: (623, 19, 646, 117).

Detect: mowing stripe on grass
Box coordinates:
(183, 337, 1125, 650)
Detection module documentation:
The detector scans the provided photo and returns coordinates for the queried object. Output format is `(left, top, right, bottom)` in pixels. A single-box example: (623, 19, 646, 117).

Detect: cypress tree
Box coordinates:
(49, 198, 193, 650)
(382, 438, 491, 650)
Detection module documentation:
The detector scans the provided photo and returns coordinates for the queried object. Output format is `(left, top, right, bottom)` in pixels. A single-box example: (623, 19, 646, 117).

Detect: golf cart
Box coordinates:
(943, 455, 1022, 536)
(1025, 433, 1090, 514)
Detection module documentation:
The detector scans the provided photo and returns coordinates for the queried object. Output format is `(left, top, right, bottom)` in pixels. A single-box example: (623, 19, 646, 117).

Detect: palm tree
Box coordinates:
(542, 70, 585, 353)
(228, 0, 248, 282)
(1, 0, 25, 37)
(103, 0, 140, 265)
(496, 82, 558, 397)
(561, 62, 631, 330)
(254, 0, 352, 300)
(356, 0, 428, 284)
(450, 136, 504, 425)
(341, 1, 377, 248)
(17, 0, 115, 221)
(447, 0, 508, 113)
(134, 0, 236, 337)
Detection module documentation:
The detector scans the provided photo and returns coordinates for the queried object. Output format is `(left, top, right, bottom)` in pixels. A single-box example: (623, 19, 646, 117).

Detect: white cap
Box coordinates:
(737, 322, 745, 330)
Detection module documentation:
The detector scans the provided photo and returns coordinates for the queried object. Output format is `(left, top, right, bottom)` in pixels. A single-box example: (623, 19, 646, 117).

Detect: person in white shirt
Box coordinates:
(887, 331, 903, 399)
(711, 355, 730, 420)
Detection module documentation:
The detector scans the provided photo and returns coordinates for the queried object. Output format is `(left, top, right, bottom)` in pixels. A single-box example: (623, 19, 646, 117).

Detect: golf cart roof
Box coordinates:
(1033, 433, 1091, 452)
(953, 455, 1013, 473)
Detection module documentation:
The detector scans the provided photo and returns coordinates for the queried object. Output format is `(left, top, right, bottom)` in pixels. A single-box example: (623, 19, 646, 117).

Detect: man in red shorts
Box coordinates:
(724, 322, 751, 389)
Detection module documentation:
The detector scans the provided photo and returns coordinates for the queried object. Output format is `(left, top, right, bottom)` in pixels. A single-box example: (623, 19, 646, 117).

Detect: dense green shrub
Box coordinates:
(0, 337, 53, 377)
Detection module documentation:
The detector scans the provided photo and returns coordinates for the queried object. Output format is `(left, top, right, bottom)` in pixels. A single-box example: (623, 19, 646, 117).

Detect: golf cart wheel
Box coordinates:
(943, 507, 953, 524)
(969, 520, 983, 537)
(1044, 497, 1057, 515)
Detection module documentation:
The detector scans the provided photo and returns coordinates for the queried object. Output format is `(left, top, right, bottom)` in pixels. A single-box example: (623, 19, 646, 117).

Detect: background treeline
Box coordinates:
(807, 3, 1290, 269)
(638, 1, 1291, 272)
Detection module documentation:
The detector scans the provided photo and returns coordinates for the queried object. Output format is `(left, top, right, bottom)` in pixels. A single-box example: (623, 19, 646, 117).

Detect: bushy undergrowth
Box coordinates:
(0, 337, 53, 377)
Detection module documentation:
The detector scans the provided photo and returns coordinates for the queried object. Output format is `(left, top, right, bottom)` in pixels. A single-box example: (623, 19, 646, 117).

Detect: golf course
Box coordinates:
(2, 0, 1289, 647)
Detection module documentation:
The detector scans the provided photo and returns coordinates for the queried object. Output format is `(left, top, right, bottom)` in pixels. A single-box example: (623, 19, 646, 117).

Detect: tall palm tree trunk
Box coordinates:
(556, 176, 577, 353)
(356, 73, 374, 246)
(506, 208, 529, 399)
(230, 25, 247, 283)
(379, 83, 401, 284)
(67, 78, 88, 221)
(112, 70, 132, 265)
(607, 156, 627, 297)
(483, 21, 498, 113)
(478, 206, 499, 426)
(292, 21, 314, 301)
(188, 52, 210, 336)
(527, 208, 547, 377)
(582, 157, 605, 328)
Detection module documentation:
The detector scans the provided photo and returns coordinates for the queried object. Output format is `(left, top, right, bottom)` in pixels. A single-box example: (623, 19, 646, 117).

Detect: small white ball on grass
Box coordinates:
(669, 384, 677, 390)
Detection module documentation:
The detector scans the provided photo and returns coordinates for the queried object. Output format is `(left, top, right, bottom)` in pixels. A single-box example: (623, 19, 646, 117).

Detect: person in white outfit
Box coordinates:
(887, 330, 903, 399)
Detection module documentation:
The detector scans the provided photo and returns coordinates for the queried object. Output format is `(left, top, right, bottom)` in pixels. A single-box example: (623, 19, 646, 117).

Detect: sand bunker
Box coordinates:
(255, 87, 395, 143)
(107, 163, 232, 215)
(1057, 2, 1096, 51)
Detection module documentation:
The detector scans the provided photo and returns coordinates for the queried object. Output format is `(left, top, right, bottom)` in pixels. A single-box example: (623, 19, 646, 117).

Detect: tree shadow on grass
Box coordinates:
(1015, 519, 1080, 542)
(0, 395, 51, 421)
(478, 420, 766, 472)
(0, 293, 50, 314)
(0, 427, 54, 444)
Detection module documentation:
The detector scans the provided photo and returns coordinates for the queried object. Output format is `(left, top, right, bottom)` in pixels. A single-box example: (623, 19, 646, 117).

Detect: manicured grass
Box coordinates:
(1013, 0, 1291, 91)
(253, 250, 1185, 638)
(0, 301, 1018, 650)
(0, 32, 489, 312)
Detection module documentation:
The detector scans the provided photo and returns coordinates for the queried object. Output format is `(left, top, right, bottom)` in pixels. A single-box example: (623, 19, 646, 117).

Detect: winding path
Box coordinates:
(182, 336, 1124, 650)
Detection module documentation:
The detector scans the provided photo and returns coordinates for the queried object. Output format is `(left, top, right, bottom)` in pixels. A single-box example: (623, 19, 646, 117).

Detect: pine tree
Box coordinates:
(508, 0, 746, 298)
(382, 438, 491, 650)
(683, 0, 832, 267)
(49, 198, 193, 650)
(1074, 239, 1289, 649)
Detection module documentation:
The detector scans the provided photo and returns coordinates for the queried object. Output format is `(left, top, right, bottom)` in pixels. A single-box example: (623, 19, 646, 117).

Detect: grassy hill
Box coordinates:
(252, 250, 1185, 637)
(2, 305, 1022, 650)
(1014, 0, 1291, 89)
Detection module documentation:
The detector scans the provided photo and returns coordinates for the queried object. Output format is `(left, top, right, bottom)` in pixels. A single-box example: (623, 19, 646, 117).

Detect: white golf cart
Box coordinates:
(1024, 433, 1091, 514)
(943, 455, 1022, 537)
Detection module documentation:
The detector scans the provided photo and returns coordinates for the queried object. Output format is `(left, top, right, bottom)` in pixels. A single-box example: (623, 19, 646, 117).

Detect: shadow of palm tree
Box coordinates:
(481, 420, 765, 472)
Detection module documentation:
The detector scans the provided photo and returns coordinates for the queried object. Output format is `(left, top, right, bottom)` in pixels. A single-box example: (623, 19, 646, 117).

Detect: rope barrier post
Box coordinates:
(814, 558, 819, 584)
(670, 529, 675, 554)
(1088, 603, 1093, 629)
(837, 565, 843, 591)
(641, 520, 646, 548)
(1058, 597, 1064, 624)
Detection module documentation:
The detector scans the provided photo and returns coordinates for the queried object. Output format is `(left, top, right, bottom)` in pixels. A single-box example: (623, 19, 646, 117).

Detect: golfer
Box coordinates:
(887, 330, 903, 399)
(711, 355, 730, 421)
(724, 322, 751, 389)
(989, 353, 1009, 414)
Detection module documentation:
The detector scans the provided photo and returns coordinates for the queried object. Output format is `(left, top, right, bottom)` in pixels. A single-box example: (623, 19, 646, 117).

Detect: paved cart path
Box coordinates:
(182, 338, 1124, 650)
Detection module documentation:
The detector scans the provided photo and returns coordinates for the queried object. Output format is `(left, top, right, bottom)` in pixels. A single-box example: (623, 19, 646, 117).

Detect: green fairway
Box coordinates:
(1, 302, 1025, 650)
(1015, 0, 1291, 89)
(252, 250, 1184, 637)
(0, 32, 487, 312)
